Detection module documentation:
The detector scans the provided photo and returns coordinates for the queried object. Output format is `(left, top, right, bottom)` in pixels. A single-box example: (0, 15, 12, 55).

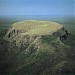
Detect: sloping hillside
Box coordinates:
(3, 20, 75, 75)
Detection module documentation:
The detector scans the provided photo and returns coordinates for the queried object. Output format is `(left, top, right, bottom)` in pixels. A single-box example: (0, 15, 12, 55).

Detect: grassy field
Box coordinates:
(9, 20, 63, 35)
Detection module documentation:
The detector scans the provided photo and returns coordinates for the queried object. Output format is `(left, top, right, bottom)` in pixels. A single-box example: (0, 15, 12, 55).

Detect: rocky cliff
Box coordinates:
(4, 20, 68, 48)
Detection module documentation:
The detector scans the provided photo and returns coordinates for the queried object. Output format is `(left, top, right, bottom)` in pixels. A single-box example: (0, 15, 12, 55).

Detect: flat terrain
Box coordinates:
(11, 20, 63, 35)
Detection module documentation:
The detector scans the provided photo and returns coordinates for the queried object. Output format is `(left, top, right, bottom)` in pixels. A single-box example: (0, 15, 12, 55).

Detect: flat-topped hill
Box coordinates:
(4, 20, 66, 46)
(3, 20, 72, 75)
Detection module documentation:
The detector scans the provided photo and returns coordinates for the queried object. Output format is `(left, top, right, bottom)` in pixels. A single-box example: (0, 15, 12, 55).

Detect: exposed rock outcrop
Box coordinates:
(4, 20, 68, 51)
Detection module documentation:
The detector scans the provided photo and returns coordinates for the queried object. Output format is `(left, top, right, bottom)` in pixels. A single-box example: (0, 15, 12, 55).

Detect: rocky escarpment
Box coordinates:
(4, 20, 68, 50)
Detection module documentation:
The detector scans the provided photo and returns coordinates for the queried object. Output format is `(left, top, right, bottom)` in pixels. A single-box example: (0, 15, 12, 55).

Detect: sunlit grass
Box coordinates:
(12, 20, 63, 35)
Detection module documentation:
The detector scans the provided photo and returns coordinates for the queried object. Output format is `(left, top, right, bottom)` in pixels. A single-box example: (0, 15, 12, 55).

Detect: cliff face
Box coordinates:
(4, 20, 68, 48)
(4, 20, 70, 75)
